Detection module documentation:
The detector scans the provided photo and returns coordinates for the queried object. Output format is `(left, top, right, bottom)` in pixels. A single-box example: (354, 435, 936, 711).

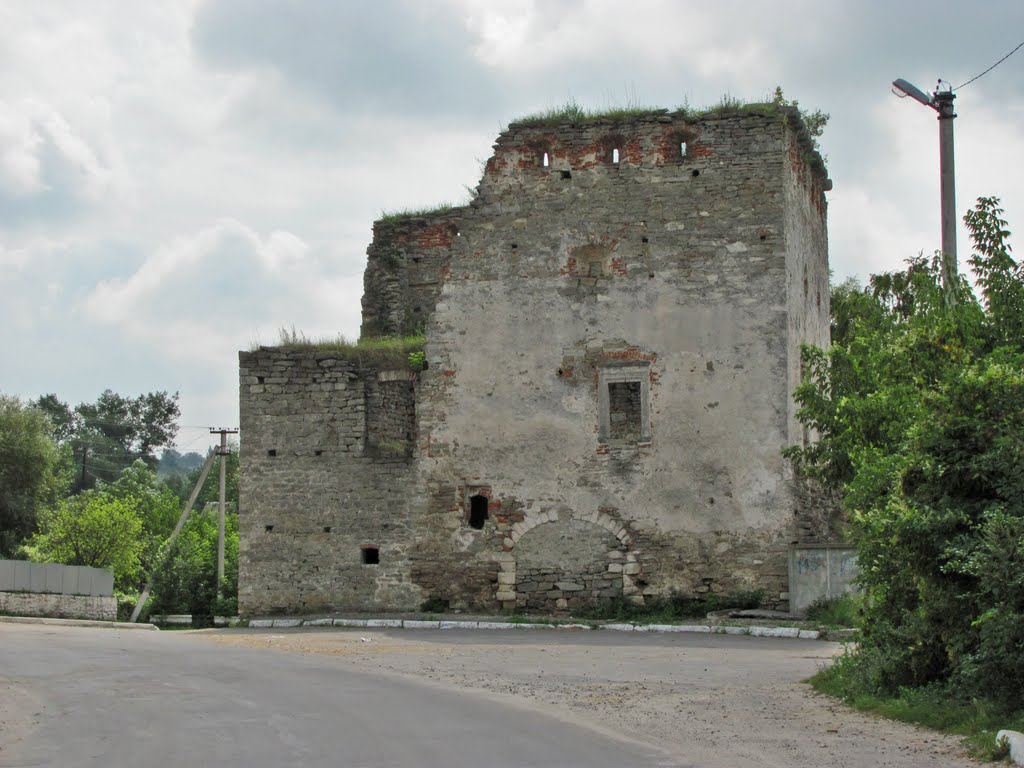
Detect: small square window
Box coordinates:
(361, 546, 379, 565)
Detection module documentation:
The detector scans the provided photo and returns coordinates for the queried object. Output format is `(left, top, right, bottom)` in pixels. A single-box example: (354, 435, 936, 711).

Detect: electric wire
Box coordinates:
(955, 39, 1024, 90)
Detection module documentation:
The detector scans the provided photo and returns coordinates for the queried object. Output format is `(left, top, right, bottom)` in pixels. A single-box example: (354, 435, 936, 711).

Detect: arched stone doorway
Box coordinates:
(496, 509, 644, 611)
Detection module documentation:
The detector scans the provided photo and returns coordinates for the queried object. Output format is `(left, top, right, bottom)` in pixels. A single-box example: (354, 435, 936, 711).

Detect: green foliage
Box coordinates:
(514, 98, 663, 127)
(106, 460, 182, 584)
(35, 390, 180, 491)
(804, 592, 862, 628)
(0, 395, 70, 554)
(810, 660, 1024, 760)
(270, 328, 427, 369)
(576, 589, 764, 622)
(407, 350, 427, 371)
(378, 203, 456, 224)
(148, 507, 238, 620)
(26, 491, 144, 585)
(420, 596, 450, 613)
(792, 197, 1024, 715)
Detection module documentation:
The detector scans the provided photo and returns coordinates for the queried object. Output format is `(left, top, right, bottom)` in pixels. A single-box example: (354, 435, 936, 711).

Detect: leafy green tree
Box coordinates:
(34, 390, 181, 492)
(106, 460, 182, 587)
(789, 198, 1024, 707)
(26, 492, 144, 585)
(148, 508, 238, 620)
(0, 396, 71, 554)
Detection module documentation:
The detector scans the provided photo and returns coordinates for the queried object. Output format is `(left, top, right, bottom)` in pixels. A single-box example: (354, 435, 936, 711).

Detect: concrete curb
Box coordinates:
(244, 616, 823, 639)
(997, 730, 1024, 765)
(0, 616, 158, 631)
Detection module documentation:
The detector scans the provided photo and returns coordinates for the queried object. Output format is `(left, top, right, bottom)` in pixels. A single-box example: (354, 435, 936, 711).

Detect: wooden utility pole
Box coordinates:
(211, 427, 238, 601)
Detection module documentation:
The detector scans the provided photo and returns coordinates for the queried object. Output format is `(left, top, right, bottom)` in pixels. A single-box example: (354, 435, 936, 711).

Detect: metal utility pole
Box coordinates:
(892, 78, 958, 306)
(210, 427, 238, 601)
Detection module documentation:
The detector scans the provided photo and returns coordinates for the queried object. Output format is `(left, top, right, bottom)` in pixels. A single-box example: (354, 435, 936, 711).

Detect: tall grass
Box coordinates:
(266, 327, 425, 369)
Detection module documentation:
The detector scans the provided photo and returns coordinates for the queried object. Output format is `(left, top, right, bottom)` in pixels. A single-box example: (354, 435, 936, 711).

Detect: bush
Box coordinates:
(805, 592, 862, 627)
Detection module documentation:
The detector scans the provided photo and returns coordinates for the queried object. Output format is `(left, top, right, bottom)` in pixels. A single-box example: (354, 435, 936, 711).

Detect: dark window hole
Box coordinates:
(267, 449, 277, 457)
(412, 257, 422, 264)
(641, 236, 649, 244)
(314, 449, 323, 456)
(413, 306, 421, 313)
(468, 494, 489, 529)
(323, 526, 332, 533)
(511, 243, 518, 250)
(759, 233, 767, 241)
(256, 376, 265, 384)
(560, 170, 571, 179)
(691, 169, 700, 177)
(265, 524, 274, 533)
(607, 380, 643, 441)
(361, 547, 379, 565)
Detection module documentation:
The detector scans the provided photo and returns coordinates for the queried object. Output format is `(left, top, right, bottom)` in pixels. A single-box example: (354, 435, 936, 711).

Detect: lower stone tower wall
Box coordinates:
(238, 348, 421, 614)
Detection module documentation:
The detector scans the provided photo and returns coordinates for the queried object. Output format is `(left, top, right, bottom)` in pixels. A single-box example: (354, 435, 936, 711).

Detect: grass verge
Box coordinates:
(810, 661, 1024, 760)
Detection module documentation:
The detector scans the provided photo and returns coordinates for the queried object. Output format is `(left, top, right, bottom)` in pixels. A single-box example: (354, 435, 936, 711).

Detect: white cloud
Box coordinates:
(85, 220, 361, 367)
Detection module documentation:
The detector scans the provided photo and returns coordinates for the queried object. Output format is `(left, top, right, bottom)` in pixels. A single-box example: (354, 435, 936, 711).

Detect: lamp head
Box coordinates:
(892, 78, 936, 109)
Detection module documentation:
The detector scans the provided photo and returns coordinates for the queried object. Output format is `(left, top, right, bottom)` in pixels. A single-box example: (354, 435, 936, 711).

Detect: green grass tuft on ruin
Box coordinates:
(377, 203, 457, 224)
(269, 327, 426, 368)
(512, 98, 666, 127)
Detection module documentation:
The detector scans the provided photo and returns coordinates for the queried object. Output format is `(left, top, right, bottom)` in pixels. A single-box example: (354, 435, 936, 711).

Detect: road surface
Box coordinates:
(0, 623, 677, 767)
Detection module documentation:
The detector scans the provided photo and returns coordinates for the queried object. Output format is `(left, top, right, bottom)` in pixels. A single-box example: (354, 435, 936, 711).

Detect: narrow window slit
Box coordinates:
(468, 495, 488, 530)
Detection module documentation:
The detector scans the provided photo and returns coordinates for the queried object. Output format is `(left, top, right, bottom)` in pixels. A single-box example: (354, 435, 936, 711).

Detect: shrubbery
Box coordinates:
(790, 198, 1024, 714)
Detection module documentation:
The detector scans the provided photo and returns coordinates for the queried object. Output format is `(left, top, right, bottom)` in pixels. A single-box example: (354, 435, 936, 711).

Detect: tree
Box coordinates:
(34, 390, 181, 492)
(26, 492, 144, 585)
(789, 198, 1024, 707)
(0, 396, 70, 554)
(106, 460, 183, 587)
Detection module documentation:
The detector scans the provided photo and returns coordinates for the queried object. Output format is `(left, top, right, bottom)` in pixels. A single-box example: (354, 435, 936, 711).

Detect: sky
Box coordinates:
(2, 0, 1023, 454)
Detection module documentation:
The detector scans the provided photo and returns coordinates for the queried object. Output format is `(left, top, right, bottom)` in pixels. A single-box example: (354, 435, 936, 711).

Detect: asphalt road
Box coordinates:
(0, 623, 681, 768)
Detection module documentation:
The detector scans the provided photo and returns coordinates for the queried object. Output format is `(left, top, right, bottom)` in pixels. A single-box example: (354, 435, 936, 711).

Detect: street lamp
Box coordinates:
(892, 77, 958, 305)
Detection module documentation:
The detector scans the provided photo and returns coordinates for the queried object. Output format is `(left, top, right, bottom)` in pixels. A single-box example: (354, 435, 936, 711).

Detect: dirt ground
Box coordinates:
(201, 628, 977, 767)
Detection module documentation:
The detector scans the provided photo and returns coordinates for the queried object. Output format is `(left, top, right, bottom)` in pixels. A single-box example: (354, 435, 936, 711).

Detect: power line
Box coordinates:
(955, 39, 1024, 90)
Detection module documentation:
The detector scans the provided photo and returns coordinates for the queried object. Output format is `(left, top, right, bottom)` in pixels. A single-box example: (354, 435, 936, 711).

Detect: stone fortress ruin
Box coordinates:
(238, 104, 832, 616)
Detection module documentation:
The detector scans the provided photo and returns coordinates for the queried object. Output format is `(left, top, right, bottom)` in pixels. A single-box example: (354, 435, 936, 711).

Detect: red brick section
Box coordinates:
(392, 221, 459, 248)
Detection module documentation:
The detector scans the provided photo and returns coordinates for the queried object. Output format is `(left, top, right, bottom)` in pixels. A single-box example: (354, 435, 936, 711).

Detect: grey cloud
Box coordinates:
(192, 0, 504, 118)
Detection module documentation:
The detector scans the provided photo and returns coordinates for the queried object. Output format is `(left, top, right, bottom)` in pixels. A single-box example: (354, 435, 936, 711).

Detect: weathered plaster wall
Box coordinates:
(239, 107, 831, 616)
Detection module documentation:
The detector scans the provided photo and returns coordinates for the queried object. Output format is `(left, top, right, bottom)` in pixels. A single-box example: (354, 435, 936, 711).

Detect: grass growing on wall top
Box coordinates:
(513, 98, 664, 127)
(377, 203, 456, 224)
(268, 327, 426, 369)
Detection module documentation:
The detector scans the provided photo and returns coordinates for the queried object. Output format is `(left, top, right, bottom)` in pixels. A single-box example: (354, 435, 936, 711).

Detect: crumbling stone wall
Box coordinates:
(238, 349, 421, 614)
(239, 106, 831, 616)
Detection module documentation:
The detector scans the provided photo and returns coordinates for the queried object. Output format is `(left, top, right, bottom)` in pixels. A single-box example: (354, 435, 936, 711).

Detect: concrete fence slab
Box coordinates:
(45, 564, 63, 593)
(29, 564, 47, 592)
(13, 561, 30, 591)
(0, 561, 113, 597)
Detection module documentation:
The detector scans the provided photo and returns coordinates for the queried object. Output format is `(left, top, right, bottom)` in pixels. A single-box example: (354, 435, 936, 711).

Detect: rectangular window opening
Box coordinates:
(361, 546, 380, 565)
(608, 381, 643, 441)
